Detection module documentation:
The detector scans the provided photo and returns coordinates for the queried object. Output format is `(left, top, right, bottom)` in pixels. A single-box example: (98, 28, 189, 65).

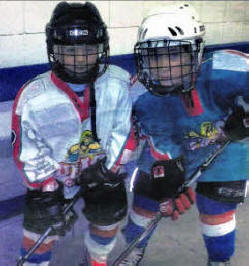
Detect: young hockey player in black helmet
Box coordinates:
(120, 3, 249, 266)
(12, 2, 135, 265)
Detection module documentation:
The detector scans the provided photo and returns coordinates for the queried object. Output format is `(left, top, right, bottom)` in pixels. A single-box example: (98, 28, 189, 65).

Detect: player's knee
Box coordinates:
(89, 223, 119, 245)
(122, 194, 158, 247)
(199, 211, 236, 261)
(130, 194, 159, 226)
(21, 228, 56, 264)
(196, 192, 237, 261)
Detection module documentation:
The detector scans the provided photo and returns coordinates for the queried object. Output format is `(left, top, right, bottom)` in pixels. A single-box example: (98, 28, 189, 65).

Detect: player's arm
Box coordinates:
(224, 96, 249, 141)
(105, 78, 135, 172)
(12, 100, 77, 235)
(212, 51, 249, 141)
(12, 100, 60, 191)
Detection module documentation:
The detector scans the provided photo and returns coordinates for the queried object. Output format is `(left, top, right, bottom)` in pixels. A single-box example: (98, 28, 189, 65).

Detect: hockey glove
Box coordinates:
(76, 158, 127, 225)
(76, 158, 126, 190)
(23, 184, 78, 236)
(224, 106, 249, 141)
(151, 157, 195, 220)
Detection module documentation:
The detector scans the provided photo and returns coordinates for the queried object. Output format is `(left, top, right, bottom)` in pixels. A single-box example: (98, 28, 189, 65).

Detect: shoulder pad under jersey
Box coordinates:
(15, 71, 51, 116)
(212, 50, 249, 72)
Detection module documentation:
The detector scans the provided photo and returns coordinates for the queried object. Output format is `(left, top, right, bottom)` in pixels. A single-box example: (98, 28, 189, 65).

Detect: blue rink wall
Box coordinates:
(1, 42, 249, 102)
(0, 42, 248, 220)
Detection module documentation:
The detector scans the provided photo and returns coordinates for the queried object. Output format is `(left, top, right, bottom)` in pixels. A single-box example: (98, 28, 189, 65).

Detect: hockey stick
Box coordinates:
(113, 140, 230, 266)
(16, 189, 82, 266)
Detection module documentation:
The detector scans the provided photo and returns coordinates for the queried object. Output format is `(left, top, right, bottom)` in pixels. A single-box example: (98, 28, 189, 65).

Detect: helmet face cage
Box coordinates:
(47, 36, 109, 84)
(135, 39, 204, 96)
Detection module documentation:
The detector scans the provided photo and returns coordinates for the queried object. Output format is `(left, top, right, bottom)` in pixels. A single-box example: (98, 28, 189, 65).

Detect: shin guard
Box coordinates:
(197, 193, 237, 262)
(122, 194, 159, 249)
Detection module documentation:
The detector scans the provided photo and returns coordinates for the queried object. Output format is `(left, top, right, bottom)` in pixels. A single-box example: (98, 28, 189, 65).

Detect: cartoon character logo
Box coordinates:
(185, 121, 226, 151)
(79, 130, 105, 158)
(67, 144, 80, 162)
(66, 130, 105, 162)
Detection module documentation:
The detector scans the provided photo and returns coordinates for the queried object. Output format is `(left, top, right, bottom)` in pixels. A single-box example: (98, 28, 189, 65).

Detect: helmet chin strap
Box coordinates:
(145, 67, 195, 97)
(148, 82, 193, 97)
(180, 87, 195, 109)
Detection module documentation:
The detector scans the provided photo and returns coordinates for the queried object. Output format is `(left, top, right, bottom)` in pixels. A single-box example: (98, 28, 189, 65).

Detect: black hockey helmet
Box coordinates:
(46, 1, 109, 84)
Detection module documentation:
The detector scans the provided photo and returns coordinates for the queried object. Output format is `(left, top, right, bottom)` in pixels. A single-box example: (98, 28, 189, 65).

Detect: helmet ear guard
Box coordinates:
(46, 2, 109, 84)
(134, 3, 205, 96)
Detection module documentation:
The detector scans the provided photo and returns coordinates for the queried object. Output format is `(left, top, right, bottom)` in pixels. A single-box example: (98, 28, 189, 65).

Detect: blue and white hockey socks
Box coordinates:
(84, 222, 119, 264)
(196, 193, 237, 262)
(122, 194, 159, 249)
(20, 229, 56, 265)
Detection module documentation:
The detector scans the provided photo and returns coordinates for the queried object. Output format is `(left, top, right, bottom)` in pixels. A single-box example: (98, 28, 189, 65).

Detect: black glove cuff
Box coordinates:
(151, 157, 185, 199)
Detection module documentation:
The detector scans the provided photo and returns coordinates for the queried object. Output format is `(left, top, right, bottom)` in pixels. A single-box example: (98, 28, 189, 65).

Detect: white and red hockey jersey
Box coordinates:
(12, 65, 136, 192)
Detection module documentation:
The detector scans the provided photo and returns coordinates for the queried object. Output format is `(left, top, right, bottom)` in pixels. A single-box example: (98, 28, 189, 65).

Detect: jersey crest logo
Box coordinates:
(184, 121, 226, 151)
(66, 130, 105, 163)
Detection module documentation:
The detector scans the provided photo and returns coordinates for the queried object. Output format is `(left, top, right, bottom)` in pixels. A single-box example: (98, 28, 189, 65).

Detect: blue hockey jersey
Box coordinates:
(131, 50, 249, 182)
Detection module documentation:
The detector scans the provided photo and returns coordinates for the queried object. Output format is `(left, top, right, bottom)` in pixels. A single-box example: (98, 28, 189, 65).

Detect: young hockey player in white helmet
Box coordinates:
(120, 3, 249, 265)
(12, 2, 135, 266)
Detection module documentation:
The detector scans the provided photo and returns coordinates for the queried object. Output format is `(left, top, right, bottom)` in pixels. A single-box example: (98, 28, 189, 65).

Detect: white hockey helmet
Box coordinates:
(135, 2, 205, 96)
